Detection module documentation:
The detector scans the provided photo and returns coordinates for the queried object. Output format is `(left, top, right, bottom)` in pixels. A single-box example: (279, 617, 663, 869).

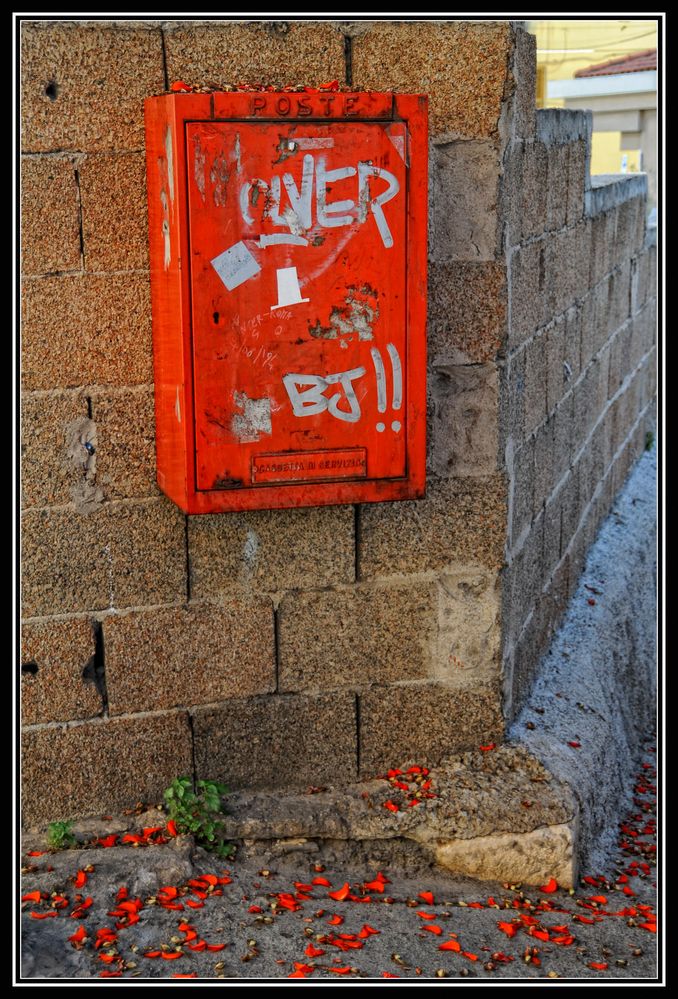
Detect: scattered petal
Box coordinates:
(439, 939, 462, 952)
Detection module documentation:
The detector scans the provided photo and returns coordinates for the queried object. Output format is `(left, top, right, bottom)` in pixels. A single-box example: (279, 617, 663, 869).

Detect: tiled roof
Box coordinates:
(575, 48, 657, 78)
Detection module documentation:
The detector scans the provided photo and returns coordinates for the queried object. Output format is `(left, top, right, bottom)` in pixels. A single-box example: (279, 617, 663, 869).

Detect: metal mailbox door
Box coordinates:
(188, 119, 410, 495)
(145, 91, 427, 512)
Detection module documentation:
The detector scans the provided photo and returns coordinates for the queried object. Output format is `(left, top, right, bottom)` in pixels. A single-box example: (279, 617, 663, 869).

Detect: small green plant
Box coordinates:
(645, 430, 655, 451)
(47, 820, 77, 850)
(163, 777, 235, 859)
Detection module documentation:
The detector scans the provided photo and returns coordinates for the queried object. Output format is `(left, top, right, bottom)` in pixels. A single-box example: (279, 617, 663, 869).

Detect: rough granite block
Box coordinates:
(429, 140, 501, 262)
(545, 314, 566, 416)
(508, 240, 546, 350)
(358, 681, 504, 775)
(511, 433, 535, 544)
(523, 329, 547, 435)
(428, 261, 507, 364)
(21, 710, 193, 825)
(89, 387, 158, 500)
(188, 505, 354, 597)
(21, 618, 101, 726)
(428, 362, 499, 477)
(21, 156, 81, 274)
(511, 26, 537, 139)
(104, 601, 276, 714)
(520, 139, 548, 240)
(21, 498, 186, 616)
(278, 583, 437, 692)
(21, 390, 89, 509)
(192, 692, 358, 789)
(22, 273, 153, 390)
(350, 20, 512, 138)
(164, 20, 345, 88)
(588, 208, 617, 288)
(360, 474, 507, 578)
(566, 140, 587, 225)
(78, 151, 148, 270)
(21, 22, 165, 152)
(533, 417, 555, 510)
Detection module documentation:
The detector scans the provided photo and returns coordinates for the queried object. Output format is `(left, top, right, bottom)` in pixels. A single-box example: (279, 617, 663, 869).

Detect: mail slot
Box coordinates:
(144, 90, 428, 513)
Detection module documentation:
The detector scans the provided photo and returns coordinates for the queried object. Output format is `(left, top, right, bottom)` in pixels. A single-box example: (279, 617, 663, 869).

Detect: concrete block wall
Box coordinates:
(499, 49, 657, 717)
(20, 20, 656, 825)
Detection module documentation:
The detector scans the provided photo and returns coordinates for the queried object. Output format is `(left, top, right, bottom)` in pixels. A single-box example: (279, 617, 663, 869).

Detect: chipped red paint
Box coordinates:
(144, 91, 428, 513)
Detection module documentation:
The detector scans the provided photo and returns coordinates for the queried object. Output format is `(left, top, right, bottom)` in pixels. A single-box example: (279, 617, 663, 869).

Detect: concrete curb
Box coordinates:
(512, 446, 656, 877)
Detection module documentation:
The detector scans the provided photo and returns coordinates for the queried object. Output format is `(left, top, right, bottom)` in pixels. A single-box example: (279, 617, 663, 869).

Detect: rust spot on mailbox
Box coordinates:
(144, 91, 428, 513)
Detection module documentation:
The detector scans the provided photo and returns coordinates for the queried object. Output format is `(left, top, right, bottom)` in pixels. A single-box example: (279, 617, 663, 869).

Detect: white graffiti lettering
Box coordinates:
(283, 367, 366, 423)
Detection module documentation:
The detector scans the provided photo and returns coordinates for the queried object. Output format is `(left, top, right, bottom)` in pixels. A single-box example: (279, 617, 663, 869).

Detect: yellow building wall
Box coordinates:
(528, 19, 657, 176)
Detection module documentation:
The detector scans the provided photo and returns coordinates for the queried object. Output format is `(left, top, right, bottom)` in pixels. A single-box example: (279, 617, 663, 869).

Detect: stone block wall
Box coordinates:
(20, 20, 656, 825)
(499, 95, 657, 717)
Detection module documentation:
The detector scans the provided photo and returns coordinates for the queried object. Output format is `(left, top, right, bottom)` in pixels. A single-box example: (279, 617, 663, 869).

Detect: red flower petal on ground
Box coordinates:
(327, 967, 352, 974)
(588, 962, 609, 970)
(498, 922, 518, 938)
(30, 911, 57, 919)
(530, 929, 550, 942)
(416, 911, 437, 920)
(422, 925, 443, 935)
(173, 974, 197, 978)
(161, 951, 183, 960)
(639, 922, 657, 933)
(439, 939, 462, 952)
(479, 743, 496, 752)
(568, 741, 581, 749)
(418, 890, 435, 905)
(97, 834, 118, 848)
(588, 895, 607, 905)
(382, 972, 399, 978)
(27, 851, 45, 857)
(305, 944, 325, 958)
(74, 870, 88, 889)
(328, 883, 351, 902)
(463, 952, 479, 961)
(383, 800, 399, 813)
(205, 943, 226, 952)
(574, 915, 596, 924)
(312, 877, 332, 887)
(68, 925, 87, 945)
(327, 914, 344, 926)
(22, 891, 42, 903)
(143, 951, 162, 959)
(166, 820, 178, 838)
(364, 879, 385, 893)
(248, 905, 262, 913)
(186, 942, 207, 952)
(186, 900, 204, 909)
(170, 80, 192, 92)
(467, 902, 484, 909)
(357, 925, 380, 938)
(539, 878, 558, 893)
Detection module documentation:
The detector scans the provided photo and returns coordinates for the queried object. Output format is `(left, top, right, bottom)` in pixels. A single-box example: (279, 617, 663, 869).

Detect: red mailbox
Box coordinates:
(144, 90, 427, 513)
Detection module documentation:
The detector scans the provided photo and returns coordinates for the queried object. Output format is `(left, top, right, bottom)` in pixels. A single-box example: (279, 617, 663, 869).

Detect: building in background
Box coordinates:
(529, 20, 658, 211)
